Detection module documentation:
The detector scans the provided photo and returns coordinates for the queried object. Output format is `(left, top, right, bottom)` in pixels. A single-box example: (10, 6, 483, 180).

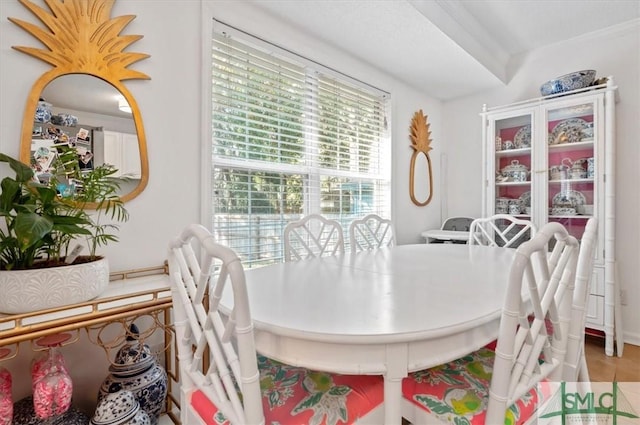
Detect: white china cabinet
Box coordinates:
(481, 77, 622, 356)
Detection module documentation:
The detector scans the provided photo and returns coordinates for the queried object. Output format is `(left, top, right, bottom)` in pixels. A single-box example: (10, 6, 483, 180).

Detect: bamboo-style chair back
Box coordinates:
(283, 214, 345, 261)
(485, 222, 579, 423)
(563, 218, 598, 381)
(349, 214, 394, 252)
(168, 224, 263, 425)
(469, 214, 536, 248)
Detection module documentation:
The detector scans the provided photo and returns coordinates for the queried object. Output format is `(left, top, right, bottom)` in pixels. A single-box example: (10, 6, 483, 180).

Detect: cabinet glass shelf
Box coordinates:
(496, 181, 531, 187)
(496, 148, 531, 157)
(549, 178, 594, 184)
(548, 140, 594, 152)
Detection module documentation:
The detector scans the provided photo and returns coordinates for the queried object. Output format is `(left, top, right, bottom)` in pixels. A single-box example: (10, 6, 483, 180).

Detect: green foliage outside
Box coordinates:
(212, 65, 381, 216)
(211, 43, 386, 266)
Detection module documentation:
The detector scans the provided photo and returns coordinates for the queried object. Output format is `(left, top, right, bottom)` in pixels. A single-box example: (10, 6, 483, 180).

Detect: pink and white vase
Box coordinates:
(0, 348, 12, 425)
(31, 334, 73, 419)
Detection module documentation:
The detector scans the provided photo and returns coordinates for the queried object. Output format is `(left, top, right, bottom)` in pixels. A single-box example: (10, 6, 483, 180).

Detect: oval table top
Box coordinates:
(232, 243, 514, 344)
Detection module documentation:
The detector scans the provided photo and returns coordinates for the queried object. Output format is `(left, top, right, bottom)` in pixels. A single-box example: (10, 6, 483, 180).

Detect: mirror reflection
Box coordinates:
(31, 75, 142, 197)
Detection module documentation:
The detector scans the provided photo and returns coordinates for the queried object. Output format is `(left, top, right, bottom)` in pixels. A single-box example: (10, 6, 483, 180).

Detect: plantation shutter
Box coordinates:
(211, 24, 391, 268)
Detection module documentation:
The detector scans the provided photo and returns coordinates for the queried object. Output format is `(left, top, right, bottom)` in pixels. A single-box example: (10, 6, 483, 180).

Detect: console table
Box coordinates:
(0, 266, 179, 424)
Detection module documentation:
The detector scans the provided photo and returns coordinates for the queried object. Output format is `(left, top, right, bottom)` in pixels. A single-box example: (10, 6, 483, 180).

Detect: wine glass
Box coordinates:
(0, 347, 12, 425)
(31, 334, 73, 421)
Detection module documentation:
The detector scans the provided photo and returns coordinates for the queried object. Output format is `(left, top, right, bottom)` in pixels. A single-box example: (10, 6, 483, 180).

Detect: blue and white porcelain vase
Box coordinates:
(34, 100, 52, 123)
(97, 325, 167, 425)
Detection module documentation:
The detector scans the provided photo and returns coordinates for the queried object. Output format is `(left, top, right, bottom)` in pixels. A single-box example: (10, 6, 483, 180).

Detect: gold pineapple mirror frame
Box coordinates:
(9, 0, 150, 206)
(409, 109, 434, 206)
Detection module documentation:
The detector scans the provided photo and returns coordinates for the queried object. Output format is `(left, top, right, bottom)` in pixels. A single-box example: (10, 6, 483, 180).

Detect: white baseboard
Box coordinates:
(624, 330, 640, 347)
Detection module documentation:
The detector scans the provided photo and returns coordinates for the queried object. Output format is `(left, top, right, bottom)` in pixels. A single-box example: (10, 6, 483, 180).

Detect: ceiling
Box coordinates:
(39, 0, 640, 117)
(250, 0, 640, 100)
(41, 74, 134, 120)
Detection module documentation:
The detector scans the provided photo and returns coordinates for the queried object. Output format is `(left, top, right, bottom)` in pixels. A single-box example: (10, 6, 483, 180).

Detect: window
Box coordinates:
(210, 22, 390, 267)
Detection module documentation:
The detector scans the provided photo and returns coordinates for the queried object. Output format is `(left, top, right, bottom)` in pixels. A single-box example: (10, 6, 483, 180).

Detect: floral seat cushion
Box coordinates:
(402, 347, 551, 425)
(191, 355, 384, 425)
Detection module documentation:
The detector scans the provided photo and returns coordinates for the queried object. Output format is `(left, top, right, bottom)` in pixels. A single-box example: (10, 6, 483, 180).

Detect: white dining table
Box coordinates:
(222, 243, 515, 424)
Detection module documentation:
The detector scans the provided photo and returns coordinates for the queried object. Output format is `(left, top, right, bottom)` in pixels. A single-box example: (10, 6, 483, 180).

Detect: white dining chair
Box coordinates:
(563, 218, 598, 382)
(349, 214, 395, 252)
(168, 224, 384, 425)
(283, 214, 345, 261)
(469, 214, 536, 248)
(402, 222, 579, 425)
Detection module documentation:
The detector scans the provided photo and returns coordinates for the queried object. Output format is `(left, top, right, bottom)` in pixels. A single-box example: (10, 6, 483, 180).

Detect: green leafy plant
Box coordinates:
(0, 150, 128, 270)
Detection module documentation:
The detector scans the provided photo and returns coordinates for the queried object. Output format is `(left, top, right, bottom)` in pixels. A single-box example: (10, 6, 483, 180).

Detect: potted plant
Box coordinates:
(0, 149, 128, 314)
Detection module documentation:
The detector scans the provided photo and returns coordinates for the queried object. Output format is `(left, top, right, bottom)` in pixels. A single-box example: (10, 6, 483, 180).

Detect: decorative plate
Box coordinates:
(514, 125, 531, 148)
(519, 191, 531, 207)
(550, 118, 589, 144)
(552, 190, 586, 208)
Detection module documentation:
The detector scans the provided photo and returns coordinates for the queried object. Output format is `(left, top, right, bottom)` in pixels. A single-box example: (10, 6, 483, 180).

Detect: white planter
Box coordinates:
(0, 257, 109, 314)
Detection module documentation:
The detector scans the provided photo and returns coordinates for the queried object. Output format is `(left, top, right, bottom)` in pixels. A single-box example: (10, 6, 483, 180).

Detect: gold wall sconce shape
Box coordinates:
(409, 109, 434, 206)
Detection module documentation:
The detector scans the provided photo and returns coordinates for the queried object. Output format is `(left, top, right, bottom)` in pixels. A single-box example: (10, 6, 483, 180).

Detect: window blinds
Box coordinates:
(211, 28, 390, 267)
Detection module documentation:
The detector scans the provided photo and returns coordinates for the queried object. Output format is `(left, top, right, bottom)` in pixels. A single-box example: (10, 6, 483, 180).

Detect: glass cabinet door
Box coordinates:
(545, 100, 598, 244)
(489, 111, 534, 246)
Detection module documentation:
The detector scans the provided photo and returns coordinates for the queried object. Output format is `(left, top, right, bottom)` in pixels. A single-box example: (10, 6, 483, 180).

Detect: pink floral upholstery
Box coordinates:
(192, 356, 384, 425)
(402, 348, 551, 425)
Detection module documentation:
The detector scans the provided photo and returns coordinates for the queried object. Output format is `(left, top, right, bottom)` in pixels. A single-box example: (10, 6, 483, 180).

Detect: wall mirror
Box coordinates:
(409, 109, 434, 206)
(10, 0, 150, 206)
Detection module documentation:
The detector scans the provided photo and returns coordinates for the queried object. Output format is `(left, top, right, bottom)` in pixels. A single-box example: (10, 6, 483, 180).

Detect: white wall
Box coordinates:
(443, 22, 640, 344)
(0, 0, 440, 412)
(0, 0, 204, 412)
(0, 0, 204, 274)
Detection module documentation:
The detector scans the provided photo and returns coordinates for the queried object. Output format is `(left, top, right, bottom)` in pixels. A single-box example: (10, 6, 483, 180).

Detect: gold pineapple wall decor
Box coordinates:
(409, 109, 434, 206)
(9, 0, 151, 204)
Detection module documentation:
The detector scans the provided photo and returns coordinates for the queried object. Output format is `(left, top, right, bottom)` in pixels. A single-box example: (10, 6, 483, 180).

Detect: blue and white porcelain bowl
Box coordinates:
(126, 409, 151, 425)
(91, 390, 152, 425)
(500, 160, 529, 182)
(91, 390, 139, 425)
(59, 113, 78, 127)
(540, 70, 596, 96)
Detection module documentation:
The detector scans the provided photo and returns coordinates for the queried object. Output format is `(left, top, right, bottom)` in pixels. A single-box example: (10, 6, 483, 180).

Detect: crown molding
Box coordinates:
(512, 18, 640, 64)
